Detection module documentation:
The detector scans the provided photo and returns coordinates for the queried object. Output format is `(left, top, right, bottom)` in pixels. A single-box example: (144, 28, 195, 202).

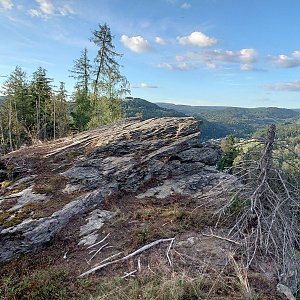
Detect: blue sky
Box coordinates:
(1, 0, 300, 108)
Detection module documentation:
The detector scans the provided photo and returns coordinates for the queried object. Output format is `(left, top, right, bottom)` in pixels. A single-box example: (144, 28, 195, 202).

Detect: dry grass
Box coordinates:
(0, 180, 11, 189)
(90, 272, 208, 300)
(228, 253, 258, 300)
(32, 174, 67, 194)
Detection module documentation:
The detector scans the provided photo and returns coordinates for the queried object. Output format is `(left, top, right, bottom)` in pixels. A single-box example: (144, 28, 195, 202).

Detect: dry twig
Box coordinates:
(166, 238, 175, 266)
(79, 238, 175, 278)
(121, 270, 137, 279)
(87, 233, 110, 249)
(87, 243, 109, 263)
(202, 232, 240, 245)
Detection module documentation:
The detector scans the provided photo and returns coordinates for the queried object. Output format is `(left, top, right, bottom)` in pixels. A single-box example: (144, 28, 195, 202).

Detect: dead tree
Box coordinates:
(219, 124, 300, 293)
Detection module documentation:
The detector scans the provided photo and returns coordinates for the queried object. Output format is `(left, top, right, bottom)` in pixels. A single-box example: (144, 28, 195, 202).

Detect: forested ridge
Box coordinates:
(122, 97, 185, 119)
(158, 102, 300, 139)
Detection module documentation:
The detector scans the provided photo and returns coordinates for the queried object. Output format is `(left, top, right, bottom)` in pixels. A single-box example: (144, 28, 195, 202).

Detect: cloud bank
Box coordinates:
(267, 80, 300, 91)
(28, 0, 74, 18)
(268, 51, 300, 68)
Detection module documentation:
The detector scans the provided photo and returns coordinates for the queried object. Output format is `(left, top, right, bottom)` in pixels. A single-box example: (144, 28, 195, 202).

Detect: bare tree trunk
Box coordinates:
(36, 93, 40, 140)
(8, 98, 13, 151)
(53, 95, 56, 140)
(260, 123, 276, 173)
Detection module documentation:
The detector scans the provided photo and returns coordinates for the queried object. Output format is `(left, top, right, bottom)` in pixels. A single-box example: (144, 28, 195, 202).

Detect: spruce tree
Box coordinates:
(70, 48, 92, 130)
(1, 66, 31, 150)
(88, 23, 129, 127)
(30, 67, 53, 140)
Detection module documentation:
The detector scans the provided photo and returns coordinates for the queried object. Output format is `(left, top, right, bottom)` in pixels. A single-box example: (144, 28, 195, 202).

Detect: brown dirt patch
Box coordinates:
(0, 189, 285, 300)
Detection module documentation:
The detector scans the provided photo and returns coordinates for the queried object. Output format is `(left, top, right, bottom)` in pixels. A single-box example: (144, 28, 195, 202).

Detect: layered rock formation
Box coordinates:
(0, 117, 223, 262)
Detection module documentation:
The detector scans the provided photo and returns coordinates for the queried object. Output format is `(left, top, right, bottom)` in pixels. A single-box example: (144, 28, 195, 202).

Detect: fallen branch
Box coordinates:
(97, 252, 123, 265)
(87, 243, 109, 263)
(137, 256, 141, 272)
(121, 270, 137, 279)
(277, 284, 296, 300)
(166, 238, 175, 266)
(202, 233, 240, 245)
(79, 237, 175, 278)
(87, 233, 111, 249)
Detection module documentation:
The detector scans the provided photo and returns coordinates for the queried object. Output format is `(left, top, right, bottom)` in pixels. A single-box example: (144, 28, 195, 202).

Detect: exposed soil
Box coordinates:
(0, 190, 284, 299)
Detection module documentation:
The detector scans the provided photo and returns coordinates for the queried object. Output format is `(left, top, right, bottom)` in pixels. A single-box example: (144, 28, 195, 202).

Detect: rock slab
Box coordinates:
(0, 117, 222, 262)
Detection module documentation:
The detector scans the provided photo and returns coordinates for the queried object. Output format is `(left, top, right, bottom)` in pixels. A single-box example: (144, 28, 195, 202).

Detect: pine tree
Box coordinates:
(90, 23, 121, 95)
(70, 48, 91, 94)
(217, 135, 240, 171)
(55, 82, 69, 138)
(30, 67, 53, 140)
(71, 87, 91, 131)
(70, 48, 92, 130)
(1, 66, 31, 150)
(88, 23, 129, 127)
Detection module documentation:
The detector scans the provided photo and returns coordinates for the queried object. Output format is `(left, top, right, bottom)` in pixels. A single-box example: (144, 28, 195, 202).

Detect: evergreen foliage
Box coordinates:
(88, 23, 129, 128)
(0, 23, 129, 153)
(0, 67, 69, 154)
(216, 135, 240, 171)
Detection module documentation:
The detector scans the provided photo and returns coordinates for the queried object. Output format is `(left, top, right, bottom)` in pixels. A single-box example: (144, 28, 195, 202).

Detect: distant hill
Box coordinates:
(158, 103, 299, 122)
(123, 98, 232, 140)
(123, 97, 186, 119)
(156, 103, 228, 115)
(157, 103, 300, 139)
(200, 107, 300, 124)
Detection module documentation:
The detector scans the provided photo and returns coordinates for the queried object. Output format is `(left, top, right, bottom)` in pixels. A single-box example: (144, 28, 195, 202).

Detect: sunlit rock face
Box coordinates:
(0, 117, 223, 262)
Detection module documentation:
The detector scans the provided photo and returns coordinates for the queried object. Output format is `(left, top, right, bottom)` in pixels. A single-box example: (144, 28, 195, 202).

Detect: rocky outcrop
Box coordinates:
(0, 117, 223, 262)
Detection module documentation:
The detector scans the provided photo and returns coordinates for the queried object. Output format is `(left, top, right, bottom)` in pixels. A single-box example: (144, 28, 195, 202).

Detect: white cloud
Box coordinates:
(206, 61, 217, 69)
(0, 0, 13, 11)
(185, 48, 258, 70)
(173, 48, 260, 71)
(58, 4, 74, 16)
(141, 82, 157, 88)
(175, 55, 185, 62)
(28, 8, 41, 17)
(36, 0, 54, 15)
(239, 48, 257, 63)
(131, 82, 158, 88)
(155, 37, 167, 45)
(267, 80, 300, 91)
(181, 2, 191, 9)
(121, 35, 151, 53)
(157, 62, 193, 71)
(240, 63, 253, 71)
(28, 0, 74, 18)
(268, 51, 300, 68)
(191, 48, 257, 63)
(292, 51, 300, 58)
(177, 31, 217, 48)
